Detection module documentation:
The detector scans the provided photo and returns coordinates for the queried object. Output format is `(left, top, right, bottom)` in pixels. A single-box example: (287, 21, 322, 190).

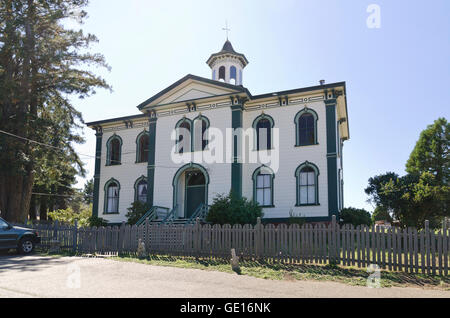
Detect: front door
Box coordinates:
(184, 171, 206, 218)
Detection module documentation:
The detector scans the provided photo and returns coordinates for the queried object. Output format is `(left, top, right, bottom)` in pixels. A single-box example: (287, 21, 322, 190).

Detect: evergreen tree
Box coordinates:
(0, 0, 110, 222)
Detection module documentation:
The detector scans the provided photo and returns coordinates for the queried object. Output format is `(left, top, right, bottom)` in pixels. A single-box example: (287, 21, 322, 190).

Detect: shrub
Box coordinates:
(288, 209, 306, 226)
(125, 201, 150, 225)
(88, 215, 108, 227)
(372, 205, 393, 223)
(206, 192, 263, 225)
(339, 207, 372, 227)
(48, 204, 104, 227)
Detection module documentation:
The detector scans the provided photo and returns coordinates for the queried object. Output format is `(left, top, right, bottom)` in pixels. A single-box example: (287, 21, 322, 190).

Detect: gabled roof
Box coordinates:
(136, 74, 250, 110)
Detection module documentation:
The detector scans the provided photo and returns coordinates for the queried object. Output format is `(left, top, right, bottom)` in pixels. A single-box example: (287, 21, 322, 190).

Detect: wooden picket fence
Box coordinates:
(26, 216, 449, 276)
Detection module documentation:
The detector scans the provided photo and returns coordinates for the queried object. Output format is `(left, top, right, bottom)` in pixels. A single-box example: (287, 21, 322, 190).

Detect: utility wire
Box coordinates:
(0, 129, 96, 159)
(0, 129, 204, 169)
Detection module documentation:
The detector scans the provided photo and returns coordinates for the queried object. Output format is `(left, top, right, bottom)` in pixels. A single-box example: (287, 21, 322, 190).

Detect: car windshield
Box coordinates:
(0, 218, 8, 229)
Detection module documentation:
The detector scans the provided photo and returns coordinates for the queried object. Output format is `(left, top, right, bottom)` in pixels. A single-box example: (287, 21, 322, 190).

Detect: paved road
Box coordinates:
(0, 254, 448, 298)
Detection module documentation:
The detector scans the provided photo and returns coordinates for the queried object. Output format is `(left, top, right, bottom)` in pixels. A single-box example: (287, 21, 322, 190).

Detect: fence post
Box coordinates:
(424, 220, 430, 274)
(53, 220, 59, 240)
(73, 220, 78, 254)
(195, 217, 200, 258)
(255, 217, 262, 260)
(330, 215, 337, 264)
(118, 221, 126, 254)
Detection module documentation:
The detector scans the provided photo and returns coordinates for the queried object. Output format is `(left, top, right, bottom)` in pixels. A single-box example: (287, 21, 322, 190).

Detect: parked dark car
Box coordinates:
(0, 217, 41, 254)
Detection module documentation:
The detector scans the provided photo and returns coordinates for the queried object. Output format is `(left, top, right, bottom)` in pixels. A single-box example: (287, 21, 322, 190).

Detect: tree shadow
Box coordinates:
(0, 250, 76, 273)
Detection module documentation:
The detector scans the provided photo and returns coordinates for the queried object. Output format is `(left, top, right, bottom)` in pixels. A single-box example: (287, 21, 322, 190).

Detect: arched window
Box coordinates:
(136, 131, 149, 163)
(230, 66, 237, 85)
(106, 135, 122, 165)
(193, 115, 210, 151)
(294, 108, 318, 146)
(175, 118, 192, 153)
(252, 166, 275, 207)
(212, 69, 216, 80)
(252, 114, 274, 151)
(104, 179, 120, 213)
(218, 66, 225, 81)
(134, 176, 147, 203)
(295, 162, 319, 206)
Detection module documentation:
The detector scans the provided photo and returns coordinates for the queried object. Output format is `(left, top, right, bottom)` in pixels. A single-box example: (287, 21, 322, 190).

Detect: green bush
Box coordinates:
(48, 204, 107, 227)
(125, 201, 150, 225)
(339, 207, 372, 227)
(288, 209, 306, 226)
(206, 192, 263, 225)
(88, 215, 108, 227)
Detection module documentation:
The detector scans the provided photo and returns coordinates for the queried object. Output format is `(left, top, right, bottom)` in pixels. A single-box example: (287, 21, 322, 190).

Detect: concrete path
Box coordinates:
(0, 254, 448, 298)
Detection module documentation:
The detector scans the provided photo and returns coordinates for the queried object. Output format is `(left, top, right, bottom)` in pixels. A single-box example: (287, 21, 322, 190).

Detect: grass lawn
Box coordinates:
(31, 248, 448, 290)
(108, 254, 449, 290)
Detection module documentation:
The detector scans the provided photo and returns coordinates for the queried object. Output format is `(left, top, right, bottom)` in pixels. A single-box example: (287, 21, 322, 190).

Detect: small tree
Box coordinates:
(125, 201, 150, 225)
(206, 192, 263, 225)
(339, 207, 372, 227)
(406, 117, 449, 186)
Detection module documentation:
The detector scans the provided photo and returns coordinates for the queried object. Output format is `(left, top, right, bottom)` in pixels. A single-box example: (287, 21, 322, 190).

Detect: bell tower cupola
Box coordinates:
(206, 39, 249, 85)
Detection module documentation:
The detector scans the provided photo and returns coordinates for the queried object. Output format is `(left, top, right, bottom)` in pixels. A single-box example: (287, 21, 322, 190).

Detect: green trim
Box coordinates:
(262, 216, 333, 224)
(252, 113, 275, 151)
(231, 104, 243, 198)
(135, 130, 149, 163)
(105, 134, 123, 166)
(147, 118, 157, 207)
(172, 163, 210, 214)
(294, 107, 318, 146)
(103, 178, 121, 214)
(86, 113, 146, 127)
(294, 161, 320, 206)
(325, 100, 337, 154)
(327, 157, 338, 217)
(252, 165, 275, 207)
(134, 175, 147, 203)
(92, 130, 103, 217)
(325, 99, 339, 218)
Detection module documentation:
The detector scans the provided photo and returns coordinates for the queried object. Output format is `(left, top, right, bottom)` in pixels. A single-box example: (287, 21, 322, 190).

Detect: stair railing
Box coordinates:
(186, 203, 210, 225)
(136, 206, 169, 226)
(161, 204, 178, 225)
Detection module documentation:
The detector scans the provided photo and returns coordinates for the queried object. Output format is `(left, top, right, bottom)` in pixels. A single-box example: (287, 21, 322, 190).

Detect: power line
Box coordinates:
(31, 192, 93, 198)
(0, 129, 206, 169)
(0, 129, 96, 159)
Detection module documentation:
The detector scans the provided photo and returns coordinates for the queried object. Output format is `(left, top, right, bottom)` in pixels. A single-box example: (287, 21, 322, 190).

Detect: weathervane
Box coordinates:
(222, 20, 230, 40)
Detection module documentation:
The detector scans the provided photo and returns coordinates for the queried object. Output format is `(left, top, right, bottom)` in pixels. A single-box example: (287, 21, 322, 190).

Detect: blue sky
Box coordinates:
(72, 0, 450, 211)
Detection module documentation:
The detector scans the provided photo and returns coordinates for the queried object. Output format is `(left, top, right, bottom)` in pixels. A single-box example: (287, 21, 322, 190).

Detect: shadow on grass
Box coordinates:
(115, 253, 449, 288)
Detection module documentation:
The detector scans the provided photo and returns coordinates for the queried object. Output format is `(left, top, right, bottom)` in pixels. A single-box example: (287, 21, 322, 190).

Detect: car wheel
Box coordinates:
(18, 237, 35, 254)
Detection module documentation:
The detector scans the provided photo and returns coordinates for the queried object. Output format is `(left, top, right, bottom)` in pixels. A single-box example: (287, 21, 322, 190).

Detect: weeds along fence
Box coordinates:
(27, 216, 449, 276)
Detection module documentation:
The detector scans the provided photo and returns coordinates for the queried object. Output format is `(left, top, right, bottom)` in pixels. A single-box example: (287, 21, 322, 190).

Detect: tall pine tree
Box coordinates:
(0, 0, 110, 222)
